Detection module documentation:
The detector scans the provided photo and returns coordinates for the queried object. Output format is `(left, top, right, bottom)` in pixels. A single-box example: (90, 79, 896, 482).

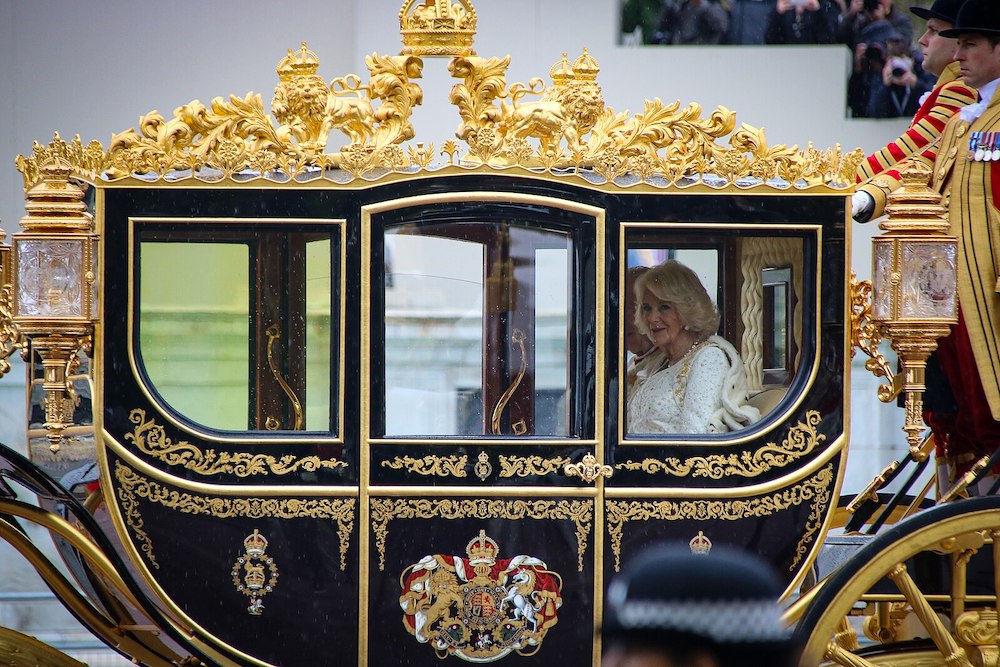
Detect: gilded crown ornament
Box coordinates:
(244, 529, 269, 556)
(689, 531, 713, 554)
(399, 0, 477, 57)
(232, 529, 279, 616)
(467, 529, 500, 563)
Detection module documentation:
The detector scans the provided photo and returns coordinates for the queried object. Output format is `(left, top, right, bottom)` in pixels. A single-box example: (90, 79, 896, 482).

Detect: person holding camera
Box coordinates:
(848, 19, 904, 116)
(868, 39, 927, 117)
(854, 0, 976, 193)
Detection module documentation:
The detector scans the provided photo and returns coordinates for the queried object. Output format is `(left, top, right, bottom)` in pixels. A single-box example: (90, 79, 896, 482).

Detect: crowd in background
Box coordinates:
(621, 0, 924, 118)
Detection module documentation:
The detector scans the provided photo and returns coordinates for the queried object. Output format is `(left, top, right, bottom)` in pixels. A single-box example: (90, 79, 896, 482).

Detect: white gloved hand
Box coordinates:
(852, 191, 875, 222)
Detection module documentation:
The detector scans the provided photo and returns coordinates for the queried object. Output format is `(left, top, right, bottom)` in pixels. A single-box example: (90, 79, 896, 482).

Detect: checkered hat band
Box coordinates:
(614, 599, 791, 643)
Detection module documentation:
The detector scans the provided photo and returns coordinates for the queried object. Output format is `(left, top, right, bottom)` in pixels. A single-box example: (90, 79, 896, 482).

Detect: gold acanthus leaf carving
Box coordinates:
(498, 455, 571, 478)
(15, 46, 857, 189)
(369, 498, 592, 572)
(114, 462, 356, 571)
(0, 283, 26, 380)
(606, 464, 833, 572)
(95, 46, 424, 181)
(617, 410, 825, 478)
(381, 454, 468, 477)
(124, 408, 347, 476)
(850, 274, 895, 401)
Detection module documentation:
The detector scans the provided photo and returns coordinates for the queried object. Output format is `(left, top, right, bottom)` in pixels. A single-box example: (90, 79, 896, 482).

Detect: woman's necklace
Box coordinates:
(671, 339, 709, 401)
(667, 337, 704, 368)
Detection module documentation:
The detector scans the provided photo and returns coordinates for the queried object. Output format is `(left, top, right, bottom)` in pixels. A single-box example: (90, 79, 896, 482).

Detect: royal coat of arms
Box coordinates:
(399, 530, 563, 661)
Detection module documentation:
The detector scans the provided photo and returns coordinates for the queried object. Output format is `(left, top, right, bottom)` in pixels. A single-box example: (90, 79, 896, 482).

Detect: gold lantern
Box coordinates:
(870, 162, 957, 457)
(11, 158, 97, 452)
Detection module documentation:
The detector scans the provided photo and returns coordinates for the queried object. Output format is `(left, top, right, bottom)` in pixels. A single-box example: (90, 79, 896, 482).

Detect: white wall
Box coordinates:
(0, 0, 907, 474)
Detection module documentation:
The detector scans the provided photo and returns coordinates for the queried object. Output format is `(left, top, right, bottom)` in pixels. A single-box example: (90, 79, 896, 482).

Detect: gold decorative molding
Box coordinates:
(15, 42, 860, 189)
(850, 274, 896, 400)
(114, 462, 356, 570)
(369, 497, 592, 572)
(617, 410, 826, 478)
(124, 408, 347, 476)
(498, 455, 571, 478)
(564, 453, 613, 483)
(606, 464, 833, 571)
(0, 263, 26, 380)
(381, 454, 468, 477)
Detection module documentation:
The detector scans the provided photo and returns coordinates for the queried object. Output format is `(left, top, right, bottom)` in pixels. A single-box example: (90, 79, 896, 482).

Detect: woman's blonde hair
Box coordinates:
(633, 260, 720, 338)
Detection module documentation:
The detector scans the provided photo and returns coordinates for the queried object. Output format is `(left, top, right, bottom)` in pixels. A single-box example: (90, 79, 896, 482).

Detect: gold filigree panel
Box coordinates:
(369, 498, 592, 572)
(381, 454, 468, 477)
(616, 410, 825, 478)
(497, 455, 571, 478)
(114, 462, 356, 570)
(124, 408, 347, 477)
(606, 464, 833, 572)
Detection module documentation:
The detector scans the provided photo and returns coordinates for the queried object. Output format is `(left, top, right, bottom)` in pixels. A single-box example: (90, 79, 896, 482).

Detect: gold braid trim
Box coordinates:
(114, 462, 355, 570)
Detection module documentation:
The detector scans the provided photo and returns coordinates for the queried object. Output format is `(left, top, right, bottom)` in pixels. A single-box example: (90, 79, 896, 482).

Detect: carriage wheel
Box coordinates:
(796, 496, 1000, 666)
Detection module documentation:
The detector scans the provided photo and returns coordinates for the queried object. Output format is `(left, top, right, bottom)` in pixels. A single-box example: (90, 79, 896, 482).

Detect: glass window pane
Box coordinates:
(139, 242, 250, 430)
(305, 238, 332, 431)
(384, 233, 484, 436)
(535, 247, 570, 435)
(381, 221, 575, 438)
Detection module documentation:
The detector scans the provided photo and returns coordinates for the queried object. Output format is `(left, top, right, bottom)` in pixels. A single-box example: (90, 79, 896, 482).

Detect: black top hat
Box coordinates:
(911, 0, 965, 25)
(602, 544, 797, 665)
(940, 0, 1000, 37)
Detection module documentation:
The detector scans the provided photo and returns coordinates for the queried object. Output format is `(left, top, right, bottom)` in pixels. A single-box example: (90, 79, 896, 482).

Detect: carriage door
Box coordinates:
(363, 193, 604, 666)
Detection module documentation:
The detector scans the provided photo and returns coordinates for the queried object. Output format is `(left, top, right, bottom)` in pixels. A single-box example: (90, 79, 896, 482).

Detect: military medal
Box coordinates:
(975, 131, 987, 161)
(983, 133, 993, 161)
(992, 132, 1000, 161)
(970, 131, 981, 160)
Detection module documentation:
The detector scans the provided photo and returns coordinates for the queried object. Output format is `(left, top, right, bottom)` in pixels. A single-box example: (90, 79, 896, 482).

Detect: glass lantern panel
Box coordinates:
(872, 242, 893, 320)
(16, 239, 84, 317)
(901, 241, 957, 319)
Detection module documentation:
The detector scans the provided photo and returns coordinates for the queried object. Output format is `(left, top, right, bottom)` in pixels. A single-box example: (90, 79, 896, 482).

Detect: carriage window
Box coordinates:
(140, 243, 251, 430)
(137, 226, 339, 433)
(624, 233, 805, 436)
(382, 221, 573, 437)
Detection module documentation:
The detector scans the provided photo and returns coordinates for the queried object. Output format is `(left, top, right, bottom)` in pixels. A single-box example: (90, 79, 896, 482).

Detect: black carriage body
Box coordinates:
(95, 174, 848, 666)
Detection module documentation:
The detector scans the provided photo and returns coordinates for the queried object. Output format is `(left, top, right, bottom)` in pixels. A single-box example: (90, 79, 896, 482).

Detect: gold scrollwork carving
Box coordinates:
(16, 45, 860, 190)
(850, 274, 896, 401)
(114, 462, 356, 571)
(124, 408, 347, 476)
(606, 464, 833, 572)
(381, 454, 468, 477)
(369, 497, 592, 572)
(616, 410, 826, 479)
(0, 280, 26, 380)
(498, 455, 571, 478)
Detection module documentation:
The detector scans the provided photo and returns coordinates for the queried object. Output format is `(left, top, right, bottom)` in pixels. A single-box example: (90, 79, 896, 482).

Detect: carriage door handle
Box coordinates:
(264, 323, 304, 430)
(490, 328, 528, 436)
